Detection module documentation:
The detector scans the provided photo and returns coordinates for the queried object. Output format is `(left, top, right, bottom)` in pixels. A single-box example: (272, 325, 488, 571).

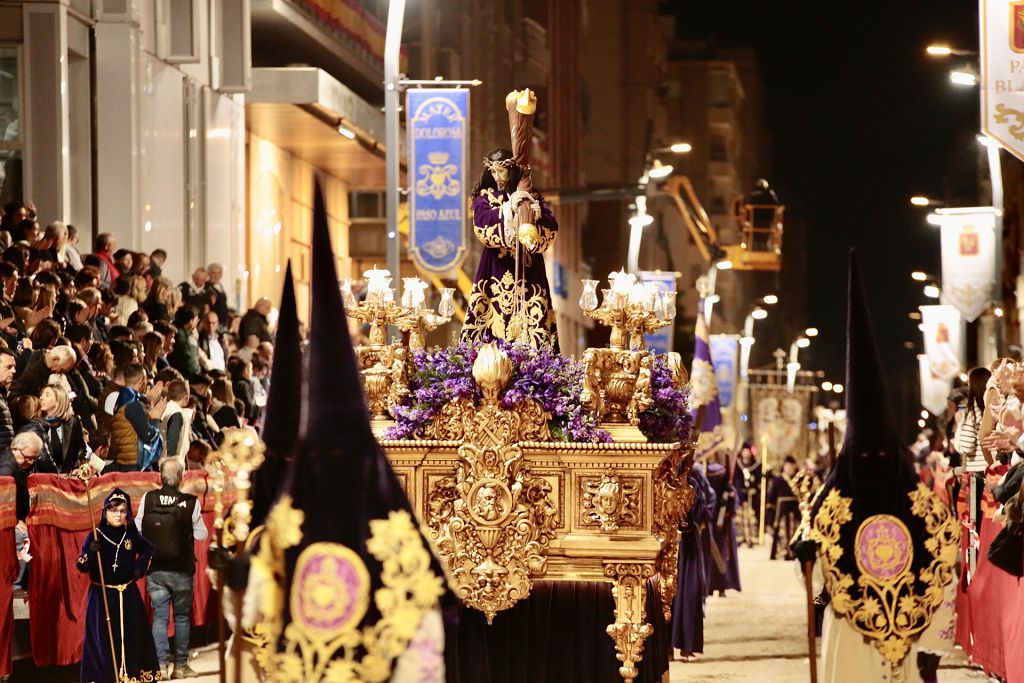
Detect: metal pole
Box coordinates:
(385, 1, 406, 300)
(802, 560, 819, 683)
(986, 143, 1004, 356)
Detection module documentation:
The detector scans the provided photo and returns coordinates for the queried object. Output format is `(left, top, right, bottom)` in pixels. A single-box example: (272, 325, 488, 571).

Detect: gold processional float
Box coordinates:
(204, 280, 696, 683)
(207, 90, 701, 683)
(334, 264, 691, 682)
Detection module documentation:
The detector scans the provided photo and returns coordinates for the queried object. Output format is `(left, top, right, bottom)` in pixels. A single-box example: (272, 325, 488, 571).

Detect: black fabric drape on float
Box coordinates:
(444, 579, 670, 683)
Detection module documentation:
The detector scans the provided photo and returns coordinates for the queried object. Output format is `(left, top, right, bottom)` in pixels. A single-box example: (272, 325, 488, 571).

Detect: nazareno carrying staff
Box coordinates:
(793, 251, 959, 682)
(76, 487, 161, 683)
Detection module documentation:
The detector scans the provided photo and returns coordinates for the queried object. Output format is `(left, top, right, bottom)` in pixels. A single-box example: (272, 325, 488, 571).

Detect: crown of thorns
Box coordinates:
(483, 157, 516, 171)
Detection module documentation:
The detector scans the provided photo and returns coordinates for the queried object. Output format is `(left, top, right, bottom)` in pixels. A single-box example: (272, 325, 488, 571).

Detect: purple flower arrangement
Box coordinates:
(638, 355, 693, 444)
(383, 341, 691, 444)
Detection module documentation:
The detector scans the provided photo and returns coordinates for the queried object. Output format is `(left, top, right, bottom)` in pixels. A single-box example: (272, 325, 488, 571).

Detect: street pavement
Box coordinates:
(669, 545, 990, 682)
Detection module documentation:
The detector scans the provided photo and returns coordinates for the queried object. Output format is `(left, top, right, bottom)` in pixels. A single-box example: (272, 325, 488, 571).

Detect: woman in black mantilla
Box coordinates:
(76, 488, 161, 683)
(461, 148, 559, 350)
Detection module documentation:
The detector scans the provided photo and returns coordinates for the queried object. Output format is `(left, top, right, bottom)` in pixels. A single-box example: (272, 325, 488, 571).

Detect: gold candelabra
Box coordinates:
(342, 270, 454, 430)
(580, 271, 675, 351)
(578, 271, 676, 442)
(206, 428, 266, 548)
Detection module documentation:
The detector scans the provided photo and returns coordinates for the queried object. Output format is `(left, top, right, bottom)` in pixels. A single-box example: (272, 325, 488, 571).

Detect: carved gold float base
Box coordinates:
(370, 418, 395, 438)
(601, 422, 648, 443)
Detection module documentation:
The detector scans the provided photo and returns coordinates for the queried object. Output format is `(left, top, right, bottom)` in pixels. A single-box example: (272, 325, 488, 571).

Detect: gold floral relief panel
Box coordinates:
(529, 470, 566, 531)
(422, 467, 460, 527)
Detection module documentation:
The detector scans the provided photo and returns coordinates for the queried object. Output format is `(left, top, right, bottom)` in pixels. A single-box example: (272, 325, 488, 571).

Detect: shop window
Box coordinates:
(0, 47, 21, 205)
(350, 190, 383, 218)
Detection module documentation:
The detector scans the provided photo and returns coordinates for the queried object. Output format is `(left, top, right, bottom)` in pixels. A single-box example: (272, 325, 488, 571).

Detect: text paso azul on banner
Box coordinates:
(407, 89, 470, 273)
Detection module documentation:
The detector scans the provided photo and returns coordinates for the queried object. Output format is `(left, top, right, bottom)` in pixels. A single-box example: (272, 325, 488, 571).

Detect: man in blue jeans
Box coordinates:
(135, 457, 208, 678)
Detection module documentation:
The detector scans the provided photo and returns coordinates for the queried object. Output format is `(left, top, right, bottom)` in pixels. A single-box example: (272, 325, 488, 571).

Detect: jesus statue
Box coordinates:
(460, 90, 559, 349)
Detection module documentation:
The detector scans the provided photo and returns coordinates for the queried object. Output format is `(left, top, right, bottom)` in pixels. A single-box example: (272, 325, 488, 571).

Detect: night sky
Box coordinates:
(668, 1, 982, 420)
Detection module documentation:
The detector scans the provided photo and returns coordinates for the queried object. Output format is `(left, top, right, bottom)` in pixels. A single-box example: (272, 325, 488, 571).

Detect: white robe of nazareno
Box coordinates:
(819, 577, 958, 683)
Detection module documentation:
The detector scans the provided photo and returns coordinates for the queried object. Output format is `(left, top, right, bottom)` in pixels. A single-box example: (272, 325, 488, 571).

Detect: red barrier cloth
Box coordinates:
(0, 477, 17, 676)
(25, 471, 223, 666)
(955, 516, 1024, 683)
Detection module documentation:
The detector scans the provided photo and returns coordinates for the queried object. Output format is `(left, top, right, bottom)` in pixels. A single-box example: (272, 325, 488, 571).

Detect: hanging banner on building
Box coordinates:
(639, 270, 679, 353)
(710, 335, 739, 409)
(937, 207, 997, 321)
(407, 89, 469, 273)
(919, 354, 951, 416)
(981, 0, 1024, 161)
(920, 304, 963, 382)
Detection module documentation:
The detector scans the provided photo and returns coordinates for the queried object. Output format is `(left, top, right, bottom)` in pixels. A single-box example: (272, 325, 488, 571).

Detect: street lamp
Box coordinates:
(627, 148, 684, 273)
(950, 69, 978, 86)
(977, 134, 1000, 148)
(923, 284, 941, 299)
(787, 332, 814, 393)
(910, 195, 945, 207)
(647, 160, 674, 179)
(925, 44, 977, 57)
(763, 293, 779, 305)
(911, 271, 928, 282)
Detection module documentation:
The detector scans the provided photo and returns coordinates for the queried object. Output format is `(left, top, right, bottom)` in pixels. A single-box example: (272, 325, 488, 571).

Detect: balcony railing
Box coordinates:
(296, 0, 388, 65)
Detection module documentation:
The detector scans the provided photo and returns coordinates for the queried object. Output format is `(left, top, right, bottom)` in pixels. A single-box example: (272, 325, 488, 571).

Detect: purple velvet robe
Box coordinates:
(671, 463, 716, 654)
(76, 519, 159, 683)
(461, 187, 559, 349)
(703, 462, 742, 593)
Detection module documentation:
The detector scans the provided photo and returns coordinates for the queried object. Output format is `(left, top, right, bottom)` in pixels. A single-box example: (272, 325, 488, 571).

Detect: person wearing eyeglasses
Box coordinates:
(76, 488, 160, 683)
(0, 431, 44, 589)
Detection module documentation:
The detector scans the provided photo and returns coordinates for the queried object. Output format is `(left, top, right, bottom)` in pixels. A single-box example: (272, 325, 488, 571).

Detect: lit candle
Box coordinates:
(363, 266, 390, 305)
(364, 266, 390, 294)
(438, 288, 455, 318)
(402, 277, 428, 309)
(609, 269, 635, 295)
(628, 282, 649, 308)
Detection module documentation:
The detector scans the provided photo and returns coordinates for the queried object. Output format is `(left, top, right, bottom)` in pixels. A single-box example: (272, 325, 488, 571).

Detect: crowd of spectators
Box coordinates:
(0, 199, 283, 539)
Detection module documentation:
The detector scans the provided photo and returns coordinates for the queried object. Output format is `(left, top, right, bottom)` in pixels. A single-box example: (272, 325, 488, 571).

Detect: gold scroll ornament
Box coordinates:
(425, 343, 558, 624)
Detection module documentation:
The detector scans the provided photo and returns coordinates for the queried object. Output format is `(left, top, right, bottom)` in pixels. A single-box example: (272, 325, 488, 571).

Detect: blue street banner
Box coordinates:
(709, 335, 739, 409)
(638, 271, 679, 354)
(407, 89, 469, 273)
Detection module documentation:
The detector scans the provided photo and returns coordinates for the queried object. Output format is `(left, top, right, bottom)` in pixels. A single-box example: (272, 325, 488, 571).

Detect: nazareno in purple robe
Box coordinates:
(461, 187, 559, 350)
(703, 462, 742, 594)
(671, 464, 716, 654)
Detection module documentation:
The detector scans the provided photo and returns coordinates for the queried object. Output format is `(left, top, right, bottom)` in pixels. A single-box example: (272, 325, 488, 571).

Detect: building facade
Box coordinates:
(2, 0, 248, 299)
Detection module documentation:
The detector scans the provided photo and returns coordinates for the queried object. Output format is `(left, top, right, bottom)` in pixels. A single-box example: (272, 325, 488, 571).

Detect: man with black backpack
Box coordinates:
(135, 457, 208, 679)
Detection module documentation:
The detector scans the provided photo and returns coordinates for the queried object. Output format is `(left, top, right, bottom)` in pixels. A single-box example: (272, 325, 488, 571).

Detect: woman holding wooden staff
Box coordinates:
(462, 89, 560, 349)
(76, 487, 161, 683)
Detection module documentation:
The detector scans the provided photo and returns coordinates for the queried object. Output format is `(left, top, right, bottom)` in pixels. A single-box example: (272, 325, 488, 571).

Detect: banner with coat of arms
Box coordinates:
(919, 354, 951, 416)
(748, 378, 815, 470)
(407, 89, 469, 274)
(937, 208, 997, 322)
(981, 0, 1024, 162)
(919, 304, 963, 383)
(709, 335, 739, 410)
